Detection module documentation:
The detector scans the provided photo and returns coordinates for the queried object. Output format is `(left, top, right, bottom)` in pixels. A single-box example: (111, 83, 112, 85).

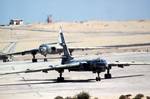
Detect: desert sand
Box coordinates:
(0, 20, 150, 52)
(0, 20, 150, 99)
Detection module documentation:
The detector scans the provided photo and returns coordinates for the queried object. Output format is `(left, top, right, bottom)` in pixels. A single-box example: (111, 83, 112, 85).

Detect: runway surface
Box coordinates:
(0, 52, 150, 99)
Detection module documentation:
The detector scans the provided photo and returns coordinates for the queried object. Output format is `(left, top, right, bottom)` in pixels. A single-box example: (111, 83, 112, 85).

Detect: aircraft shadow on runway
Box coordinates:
(0, 74, 144, 86)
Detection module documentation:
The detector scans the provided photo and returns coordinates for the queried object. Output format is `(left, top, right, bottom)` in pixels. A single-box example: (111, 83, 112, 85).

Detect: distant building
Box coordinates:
(9, 19, 23, 25)
(47, 15, 52, 23)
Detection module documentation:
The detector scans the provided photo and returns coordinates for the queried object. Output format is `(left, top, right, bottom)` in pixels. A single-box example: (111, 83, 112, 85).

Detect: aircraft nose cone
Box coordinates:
(40, 47, 47, 52)
(39, 46, 48, 55)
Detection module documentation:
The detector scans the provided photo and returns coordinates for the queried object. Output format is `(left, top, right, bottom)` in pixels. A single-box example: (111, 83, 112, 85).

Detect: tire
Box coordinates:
(96, 77, 101, 81)
(44, 58, 47, 62)
(32, 59, 37, 63)
(104, 74, 112, 79)
(57, 77, 64, 82)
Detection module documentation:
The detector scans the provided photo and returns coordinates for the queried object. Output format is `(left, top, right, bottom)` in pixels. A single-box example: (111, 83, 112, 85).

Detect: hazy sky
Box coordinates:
(0, 0, 150, 24)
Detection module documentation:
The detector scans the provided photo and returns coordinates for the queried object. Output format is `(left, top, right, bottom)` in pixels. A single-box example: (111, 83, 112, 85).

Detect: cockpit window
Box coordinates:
(99, 59, 106, 63)
(90, 58, 106, 63)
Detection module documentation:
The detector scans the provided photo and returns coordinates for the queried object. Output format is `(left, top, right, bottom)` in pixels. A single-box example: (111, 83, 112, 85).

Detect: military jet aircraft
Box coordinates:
(3, 26, 149, 63)
(4, 28, 105, 63)
(5, 41, 103, 63)
(0, 42, 16, 62)
(1, 28, 150, 82)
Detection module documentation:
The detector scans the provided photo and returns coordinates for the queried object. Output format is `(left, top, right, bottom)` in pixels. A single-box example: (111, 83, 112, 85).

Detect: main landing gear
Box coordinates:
(32, 54, 37, 62)
(31, 52, 48, 63)
(104, 66, 112, 79)
(44, 58, 48, 62)
(3, 59, 9, 62)
(44, 55, 48, 62)
(57, 70, 64, 82)
(96, 66, 112, 81)
(96, 72, 101, 81)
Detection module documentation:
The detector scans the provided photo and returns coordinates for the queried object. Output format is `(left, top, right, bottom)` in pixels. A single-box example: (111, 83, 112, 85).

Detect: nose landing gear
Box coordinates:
(31, 51, 38, 63)
(96, 72, 101, 81)
(44, 55, 48, 62)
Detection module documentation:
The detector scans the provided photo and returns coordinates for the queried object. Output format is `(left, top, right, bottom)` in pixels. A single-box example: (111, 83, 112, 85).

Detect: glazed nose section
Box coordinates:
(95, 61, 107, 72)
(97, 61, 104, 65)
(40, 46, 47, 52)
(39, 45, 47, 55)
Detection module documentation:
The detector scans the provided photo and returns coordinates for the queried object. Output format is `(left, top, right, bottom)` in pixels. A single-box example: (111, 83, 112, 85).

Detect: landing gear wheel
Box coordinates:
(104, 73, 112, 79)
(57, 77, 64, 82)
(44, 58, 47, 62)
(3, 59, 7, 62)
(32, 59, 37, 63)
(96, 72, 101, 81)
(96, 77, 101, 81)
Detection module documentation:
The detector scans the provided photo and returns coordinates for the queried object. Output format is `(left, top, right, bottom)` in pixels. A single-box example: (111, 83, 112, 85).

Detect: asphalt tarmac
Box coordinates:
(0, 52, 150, 99)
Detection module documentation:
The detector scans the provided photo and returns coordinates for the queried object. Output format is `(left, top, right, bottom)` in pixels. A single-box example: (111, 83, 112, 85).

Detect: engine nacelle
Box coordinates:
(39, 44, 57, 56)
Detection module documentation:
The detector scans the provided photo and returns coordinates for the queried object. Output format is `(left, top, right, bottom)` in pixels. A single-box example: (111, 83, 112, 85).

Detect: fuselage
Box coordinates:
(39, 44, 61, 56)
(66, 57, 107, 73)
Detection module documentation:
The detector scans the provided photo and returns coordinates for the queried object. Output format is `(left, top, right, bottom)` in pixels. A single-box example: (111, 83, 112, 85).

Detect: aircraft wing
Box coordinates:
(54, 47, 105, 54)
(6, 49, 39, 56)
(67, 42, 150, 52)
(0, 62, 80, 75)
(68, 47, 105, 51)
(108, 62, 150, 68)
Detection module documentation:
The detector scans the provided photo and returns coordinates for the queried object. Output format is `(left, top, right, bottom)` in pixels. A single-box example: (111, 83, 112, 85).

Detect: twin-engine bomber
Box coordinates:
(5, 39, 102, 63)
(1, 28, 150, 82)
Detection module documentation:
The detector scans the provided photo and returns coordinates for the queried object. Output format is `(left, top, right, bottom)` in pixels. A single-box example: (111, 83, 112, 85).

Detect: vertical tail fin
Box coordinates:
(59, 27, 73, 64)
